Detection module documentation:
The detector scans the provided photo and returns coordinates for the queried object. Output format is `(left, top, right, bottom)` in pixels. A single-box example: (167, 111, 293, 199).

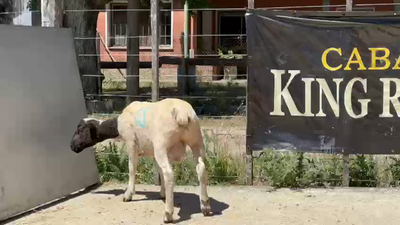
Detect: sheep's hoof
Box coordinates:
(163, 211, 174, 223)
(122, 197, 132, 202)
(159, 191, 165, 200)
(123, 192, 133, 202)
(201, 199, 211, 216)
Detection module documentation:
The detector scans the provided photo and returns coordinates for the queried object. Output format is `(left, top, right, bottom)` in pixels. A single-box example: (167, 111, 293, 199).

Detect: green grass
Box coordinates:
(94, 130, 246, 186)
(93, 133, 400, 188)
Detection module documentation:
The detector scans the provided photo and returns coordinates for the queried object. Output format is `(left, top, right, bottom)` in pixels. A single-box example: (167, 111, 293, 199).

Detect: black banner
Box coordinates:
(246, 10, 400, 154)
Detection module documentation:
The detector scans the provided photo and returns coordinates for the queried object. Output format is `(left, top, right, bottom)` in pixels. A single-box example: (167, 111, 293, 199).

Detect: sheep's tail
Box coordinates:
(172, 104, 198, 127)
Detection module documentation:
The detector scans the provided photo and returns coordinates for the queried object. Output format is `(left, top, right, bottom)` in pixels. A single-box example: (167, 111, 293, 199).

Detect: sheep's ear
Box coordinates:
(88, 123, 99, 141)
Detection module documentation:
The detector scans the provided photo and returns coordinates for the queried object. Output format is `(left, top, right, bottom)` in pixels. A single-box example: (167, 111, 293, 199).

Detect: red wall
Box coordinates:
(96, 2, 185, 64)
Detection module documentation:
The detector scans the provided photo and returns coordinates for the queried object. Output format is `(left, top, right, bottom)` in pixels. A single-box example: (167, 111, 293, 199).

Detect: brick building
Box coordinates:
(96, 0, 397, 76)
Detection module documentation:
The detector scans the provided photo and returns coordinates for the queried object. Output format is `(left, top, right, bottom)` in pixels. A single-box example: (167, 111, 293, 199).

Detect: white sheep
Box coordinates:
(70, 98, 211, 223)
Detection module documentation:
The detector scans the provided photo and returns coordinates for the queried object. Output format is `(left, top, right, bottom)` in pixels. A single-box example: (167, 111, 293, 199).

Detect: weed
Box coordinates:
(93, 127, 400, 189)
(349, 155, 376, 187)
(93, 132, 246, 186)
(253, 149, 299, 187)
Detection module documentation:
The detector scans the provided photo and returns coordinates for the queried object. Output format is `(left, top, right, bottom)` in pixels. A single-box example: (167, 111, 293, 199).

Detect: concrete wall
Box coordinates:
(0, 25, 100, 221)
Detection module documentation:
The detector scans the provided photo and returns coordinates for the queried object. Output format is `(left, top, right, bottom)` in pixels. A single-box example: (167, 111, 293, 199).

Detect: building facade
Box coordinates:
(96, 0, 398, 75)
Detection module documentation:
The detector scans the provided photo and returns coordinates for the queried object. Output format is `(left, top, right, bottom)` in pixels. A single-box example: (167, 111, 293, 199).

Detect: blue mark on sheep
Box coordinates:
(134, 107, 151, 128)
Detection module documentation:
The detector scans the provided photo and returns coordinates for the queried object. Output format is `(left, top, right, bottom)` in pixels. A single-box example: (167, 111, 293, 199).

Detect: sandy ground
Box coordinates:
(5, 183, 400, 225)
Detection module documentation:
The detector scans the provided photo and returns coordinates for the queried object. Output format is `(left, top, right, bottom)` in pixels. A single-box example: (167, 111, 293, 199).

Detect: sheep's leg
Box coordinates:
(155, 161, 165, 199)
(123, 140, 138, 202)
(154, 144, 174, 223)
(192, 145, 211, 216)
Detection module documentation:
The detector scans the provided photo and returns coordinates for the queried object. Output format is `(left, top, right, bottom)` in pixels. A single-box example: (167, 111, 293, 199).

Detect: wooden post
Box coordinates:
(151, 0, 161, 186)
(178, 2, 190, 95)
(126, 0, 140, 105)
(246, 0, 254, 186)
(342, 0, 353, 188)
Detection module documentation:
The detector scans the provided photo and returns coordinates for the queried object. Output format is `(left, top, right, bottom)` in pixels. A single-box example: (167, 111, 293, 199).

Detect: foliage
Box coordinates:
(218, 44, 246, 60)
(218, 49, 243, 60)
(218, 45, 247, 55)
(27, 0, 39, 11)
(94, 131, 246, 186)
(95, 142, 155, 183)
(389, 156, 400, 186)
(254, 150, 358, 188)
(254, 149, 300, 187)
(94, 135, 400, 189)
(203, 131, 245, 185)
(301, 153, 343, 187)
(349, 155, 376, 187)
(95, 142, 129, 182)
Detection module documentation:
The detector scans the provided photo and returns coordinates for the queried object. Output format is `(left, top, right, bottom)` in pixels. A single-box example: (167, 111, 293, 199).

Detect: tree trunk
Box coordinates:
(126, 0, 140, 104)
(41, 0, 64, 27)
(63, 0, 102, 110)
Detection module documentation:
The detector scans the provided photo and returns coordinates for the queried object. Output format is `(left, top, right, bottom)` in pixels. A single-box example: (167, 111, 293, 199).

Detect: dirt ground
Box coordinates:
(5, 183, 400, 225)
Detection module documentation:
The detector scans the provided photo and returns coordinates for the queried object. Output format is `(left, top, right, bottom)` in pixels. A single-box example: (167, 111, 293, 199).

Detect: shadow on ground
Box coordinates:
(94, 188, 230, 223)
(0, 183, 102, 225)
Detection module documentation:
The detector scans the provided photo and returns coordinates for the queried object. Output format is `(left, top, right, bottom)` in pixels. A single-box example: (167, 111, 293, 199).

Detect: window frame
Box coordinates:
(106, 0, 174, 50)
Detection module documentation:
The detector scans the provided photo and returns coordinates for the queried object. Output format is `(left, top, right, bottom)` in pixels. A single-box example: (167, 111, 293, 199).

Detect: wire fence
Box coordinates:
(79, 5, 250, 117)
(4, 3, 400, 187)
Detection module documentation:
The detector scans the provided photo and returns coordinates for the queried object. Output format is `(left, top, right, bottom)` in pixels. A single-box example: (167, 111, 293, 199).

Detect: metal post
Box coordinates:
(151, 0, 161, 186)
(245, 0, 254, 186)
(179, 1, 190, 95)
(184, 2, 189, 59)
(151, 0, 160, 102)
(342, 0, 353, 188)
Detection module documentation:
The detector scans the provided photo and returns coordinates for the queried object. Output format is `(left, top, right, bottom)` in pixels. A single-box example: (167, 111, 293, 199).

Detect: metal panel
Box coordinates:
(0, 24, 100, 221)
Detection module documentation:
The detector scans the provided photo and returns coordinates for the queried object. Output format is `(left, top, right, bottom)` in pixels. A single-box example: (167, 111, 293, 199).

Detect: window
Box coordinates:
(218, 13, 247, 52)
(108, 1, 172, 48)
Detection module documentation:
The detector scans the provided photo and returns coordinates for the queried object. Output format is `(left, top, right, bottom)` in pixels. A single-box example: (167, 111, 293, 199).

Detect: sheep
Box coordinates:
(69, 98, 211, 223)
